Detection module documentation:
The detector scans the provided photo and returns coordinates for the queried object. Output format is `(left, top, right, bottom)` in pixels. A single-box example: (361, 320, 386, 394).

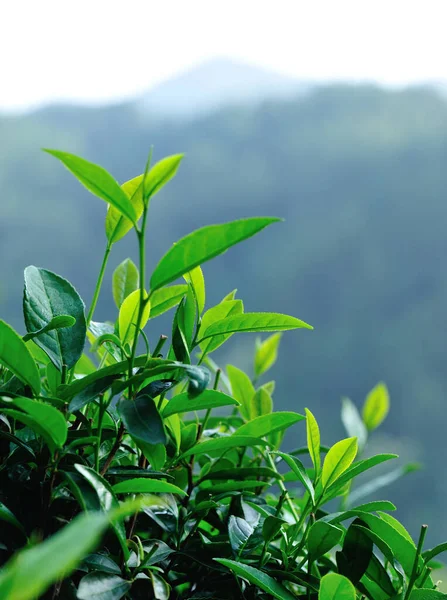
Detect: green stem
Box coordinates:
(94, 395, 106, 472)
(265, 452, 300, 522)
(87, 243, 111, 325)
(153, 334, 168, 358)
(404, 524, 428, 600)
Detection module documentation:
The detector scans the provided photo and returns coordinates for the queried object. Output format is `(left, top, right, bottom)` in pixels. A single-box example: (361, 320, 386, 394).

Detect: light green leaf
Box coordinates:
(112, 258, 139, 309)
(254, 333, 282, 378)
(215, 559, 296, 600)
(326, 453, 398, 497)
(305, 408, 321, 475)
(150, 217, 281, 292)
(184, 266, 206, 315)
(112, 478, 186, 496)
(149, 285, 188, 319)
(249, 387, 273, 420)
(0, 511, 109, 600)
(362, 382, 390, 431)
(199, 312, 312, 342)
(77, 572, 131, 600)
(23, 266, 86, 371)
(0, 320, 40, 394)
(199, 300, 243, 355)
(162, 390, 239, 418)
(322, 437, 358, 489)
(118, 289, 150, 345)
(106, 173, 143, 244)
(319, 573, 356, 600)
(227, 364, 255, 421)
(180, 435, 268, 459)
(22, 315, 76, 342)
(143, 154, 183, 200)
(234, 412, 305, 439)
(308, 521, 343, 560)
(45, 149, 137, 223)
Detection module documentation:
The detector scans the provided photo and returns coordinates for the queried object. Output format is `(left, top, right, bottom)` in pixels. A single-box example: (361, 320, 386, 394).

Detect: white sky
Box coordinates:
(1, 0, 446, 111)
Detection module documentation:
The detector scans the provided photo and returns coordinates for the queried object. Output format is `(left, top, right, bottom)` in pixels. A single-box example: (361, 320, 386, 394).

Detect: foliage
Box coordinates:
(0, 149, 445, 599)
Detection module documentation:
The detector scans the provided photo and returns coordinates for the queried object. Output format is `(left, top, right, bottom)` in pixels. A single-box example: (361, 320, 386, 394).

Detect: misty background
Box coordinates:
(2, 0, 447, 546)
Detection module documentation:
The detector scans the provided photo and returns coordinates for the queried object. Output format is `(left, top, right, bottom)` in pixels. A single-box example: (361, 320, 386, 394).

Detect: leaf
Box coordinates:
(149, 285, 188, 318)
(0, 320, 40, 394)
(337, 519, 373, 584)
(348, 463, 419, 505)
(180, 435, 269, 459)
(308, 521, 343, 560)
(249, 386, 273, 419)
(1, 397, 67, 454)
(184, 266, 206, 315)
(228, 516, 255, 555)
(45, 149, 137, 223)
(424, 542, 447, 564)
(150, 217, 281, 291)
(143, 154, 183, 200)
(227, 364, 255, 420)
(318, 573, 356, 600)
(149, 572, 171, 600)
(326, 454, 398, 496)
(200, 466, 281, 482)
(68, 374, 118, 413)
(170, 298, 191, 363)
(322, 437, 358, 489)
(118, 395, 167, 445)
(409, 590, 447, 599)
(81, 554, 122, 575)
(0, 511, 109, 600)
(272, 451, 315, 504)
(0, 502, 25, 535)
(106, 174, 143, 244)
(162, 390, 239, 418)
(112, 258, 139, 309)
(362, 382, 390, 431)
(112, 478, 186, 496)
(22, 315, 76, 342)
(234, 412, 305, 438)
(77, 571, 131, 600)
(118, 289, 150, 345)
(182, 364, 211, 398)
(254, 333, 282, 378)
(305, 408, 321, 475)
(262, 516, 286, 543)
(74, 464, 128, 560)
(199, 299, 244, 355)
(341, 397, 367, 451)
(215, 559, 296, 600)
(23, 266, 87, 370)
(199, 312, 312, 342)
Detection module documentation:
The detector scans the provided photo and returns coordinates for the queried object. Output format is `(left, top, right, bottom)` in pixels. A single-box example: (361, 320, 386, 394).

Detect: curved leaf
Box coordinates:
(234, 412, 305, 438)
(22, 315, 76, 342)
(319, 573, 356, 600)
(150, 217, 281, 292)
(118, 395, 166, 445)
(308, 521, 343, 560)
(180, 435, 269, 459)
(162, 390, 239, 418)
(112, 258, 139, 309)
(118, 289, 150, 345)
(322, 437, 358, 489)
(305, 408, 321, 475)
(199, 312, 312, 341)
(254, 333, 282, 378)
(77, 572, 131, 600)
(150, 284, 188, 318)
(106, 174, 143, 244)
(112, 478, 186, 496)
(363, 382, 390, 431)
(199, 299, 244, 355)
(0, 320, 40, 394)
(272, 451, 315, 504)
(23, 266, 86, 370)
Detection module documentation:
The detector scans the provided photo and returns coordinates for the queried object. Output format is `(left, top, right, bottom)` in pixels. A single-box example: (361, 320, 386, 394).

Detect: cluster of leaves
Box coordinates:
(0, 149, 446, 600)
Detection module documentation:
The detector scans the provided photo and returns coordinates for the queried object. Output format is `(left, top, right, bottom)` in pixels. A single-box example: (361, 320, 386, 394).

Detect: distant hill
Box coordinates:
(137, 57, 311, 116)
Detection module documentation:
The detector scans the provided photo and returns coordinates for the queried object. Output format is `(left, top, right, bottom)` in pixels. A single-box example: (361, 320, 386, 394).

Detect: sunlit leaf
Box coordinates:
(362, 382, 390, 431)
(112, 258, 139, 309)
(322, 437, 358, 489)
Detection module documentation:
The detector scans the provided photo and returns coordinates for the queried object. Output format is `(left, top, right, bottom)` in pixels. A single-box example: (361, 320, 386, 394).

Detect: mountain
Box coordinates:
(137, 57, 311, 116)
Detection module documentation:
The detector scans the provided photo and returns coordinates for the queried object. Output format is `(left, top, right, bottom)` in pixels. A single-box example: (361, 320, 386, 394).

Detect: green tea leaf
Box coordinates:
(322, 437, 358, 489)
(184, 266, 206, 315)
(326, 454, 398, 497)
(0, 511, 109, 600)
(199, 312, 312, 341)
(227, 364, 255, 420)
(180, 435, 268, 459)
(234, 412, 304, 438)
(149, 285, 188, 319)
(254, 333, 282, 378)
(150, 217, 280, 292)
(308, 521, 343, 560)
(319, 573, 356, 600)
(106, 174, 143, 244)
(272, 451, 315, 504)
(45, 149, 137, 223)
(162, 390, 239, 418)
(22, 315, 76, 342)
(112, 258, 139, 309)
(0, 320, 40, 394)
(143, 154, 183, 200)
(337, 519, 373, 584)
(348, 462, 419, 505)
(228, 516, 255, 556)
(249, 386, 273, 419)
(23, 266, 86, 370)
(362, 382, 390, 431)
(305, 408, 321, 475)
(77, 572, 131, 600)
(409, 591, 447, 599)
(118, 289, 150, 345)
(200, 466, 281, 482)
(341, 397, 367, 451)
(215, 559, 296, 600)
(68, 374, 118, 413)
(199, 299, 244, 355)
(0, 502, 25, 535)
(118, 395, 167, 446)
(424, 542, 447, 564)
(112, 478, 186, 496)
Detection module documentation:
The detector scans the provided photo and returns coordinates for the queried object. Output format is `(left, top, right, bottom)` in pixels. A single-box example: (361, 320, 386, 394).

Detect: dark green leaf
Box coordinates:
(77, 571, 131, 600)
(228, 516, 255, 555)
(409, 591, 447, 599)
(118, 395, 167, 446)
(112, 258, 139, 309)
(200, 466, 281, 482)
(0, 502, 25, 536)
(308, 521, 343, 560)
(68, 375, 118, 413)
(337, 521, 373, 585)
(45, 149, 137, 223)
(112, 478, 185, 496)
(262, 516, 286, 544)
(23, 266, 86, 370)
(162, 390, 239, 418)
(150, 217, 281, 292)
(199, 312, 312, 341)
(0, 320, 40, 394)
(423, 542, 447, 565)
(82, 554, 122, 575)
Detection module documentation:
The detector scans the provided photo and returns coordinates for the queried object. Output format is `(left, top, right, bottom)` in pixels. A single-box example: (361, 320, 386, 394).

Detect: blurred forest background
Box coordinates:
(1, 59, 447, 543)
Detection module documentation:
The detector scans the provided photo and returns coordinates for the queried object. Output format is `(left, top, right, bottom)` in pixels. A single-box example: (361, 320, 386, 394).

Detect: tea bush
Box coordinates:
(0, 149, 445, 599)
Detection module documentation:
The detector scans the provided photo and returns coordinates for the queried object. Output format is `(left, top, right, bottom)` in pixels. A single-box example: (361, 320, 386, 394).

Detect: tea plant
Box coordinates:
(0, 149, 445, 599)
